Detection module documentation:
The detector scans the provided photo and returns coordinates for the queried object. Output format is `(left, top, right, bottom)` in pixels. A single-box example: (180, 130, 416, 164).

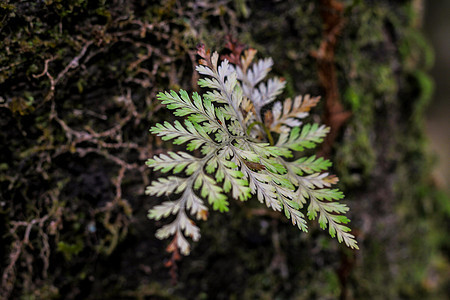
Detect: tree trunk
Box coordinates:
(1, 0, 447, 299)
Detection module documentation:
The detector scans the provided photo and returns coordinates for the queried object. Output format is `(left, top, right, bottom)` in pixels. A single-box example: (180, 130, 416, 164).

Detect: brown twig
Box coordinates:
(32, 41, 94, 102)
(312, 0, 351, 157)
(2, 214, 52, 299)
(55, 41, 93, 84)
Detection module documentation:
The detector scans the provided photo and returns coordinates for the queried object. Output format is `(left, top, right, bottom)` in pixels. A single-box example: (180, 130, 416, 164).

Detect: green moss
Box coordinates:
(374, 65, 397, 97)
(412, 70, 434, 121)
(399, 28, 435, 72)
(20, 285, 60, 300)
(57, 240, 84, 261)
(109, 282, 181, 300)
(344, 87, 361, 111)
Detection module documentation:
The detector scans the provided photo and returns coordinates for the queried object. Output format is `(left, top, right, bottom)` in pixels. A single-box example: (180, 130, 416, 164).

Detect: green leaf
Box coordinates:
(148, 200, 181, 220)
(145, 177, 188, 196)
(196, 173, 229, 212)
(277, 123, 330, 151)
(232, 146, 260, 162)
(313, 189, 344, 201)
(260, 157, 287, 174)
(292, 155, 332, 174)
(150, 120, 214, 151)
(147, 152, 199, 175)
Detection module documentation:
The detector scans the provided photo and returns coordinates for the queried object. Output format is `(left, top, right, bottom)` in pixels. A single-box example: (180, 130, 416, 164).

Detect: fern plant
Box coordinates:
(146, 45, 358, 256)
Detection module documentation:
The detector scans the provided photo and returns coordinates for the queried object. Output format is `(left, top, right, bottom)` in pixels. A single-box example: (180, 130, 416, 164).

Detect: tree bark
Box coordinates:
(1, 1, 447, 299)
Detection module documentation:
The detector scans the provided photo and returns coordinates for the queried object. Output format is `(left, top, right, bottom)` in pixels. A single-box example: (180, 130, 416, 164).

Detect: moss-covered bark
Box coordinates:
(1, 0, 448, 299)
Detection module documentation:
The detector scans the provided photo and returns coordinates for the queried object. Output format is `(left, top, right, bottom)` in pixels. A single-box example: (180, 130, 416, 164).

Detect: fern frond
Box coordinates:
(147, 45, 358, 256)
(269, 94, 321, 133)
(196, 56, 245, 128)
(287, 168, 359, 249)
(236, 56, 285, 126)
(150, 120, 218, 152)
(157, 90, 225, 133)
(244, 168, 281, 211)
(240, 48, 257, 73)
(244, 57, 273, 87)
(297, 173, 338, 188)
(155, 210, 200, 255)
(214, 156, 251, 201)
(251, 77, 286, 113)
(148, 199, 182, 221)
(194, 172, 229, 212)
(276, 123, 330, 151)
(276, 186, 308, 232)
(308, 197, 358, 249)
(146, 151, 199, 175)
(145, 176, 188, 196)
(290, 155, 332, 175)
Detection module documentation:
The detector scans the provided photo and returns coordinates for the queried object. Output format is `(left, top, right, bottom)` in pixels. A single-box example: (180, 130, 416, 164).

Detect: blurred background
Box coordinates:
(424, 0, 450, 190)
(0, 0, 448, 299)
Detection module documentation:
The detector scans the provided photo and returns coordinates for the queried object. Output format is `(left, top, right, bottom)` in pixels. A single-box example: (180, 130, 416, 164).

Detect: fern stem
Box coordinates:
(211, 70, 247, 132)
(246, 121, 274, 146)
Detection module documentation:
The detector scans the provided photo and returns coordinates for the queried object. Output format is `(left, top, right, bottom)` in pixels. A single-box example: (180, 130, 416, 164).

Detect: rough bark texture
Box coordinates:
(1, 0, 448, 299)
